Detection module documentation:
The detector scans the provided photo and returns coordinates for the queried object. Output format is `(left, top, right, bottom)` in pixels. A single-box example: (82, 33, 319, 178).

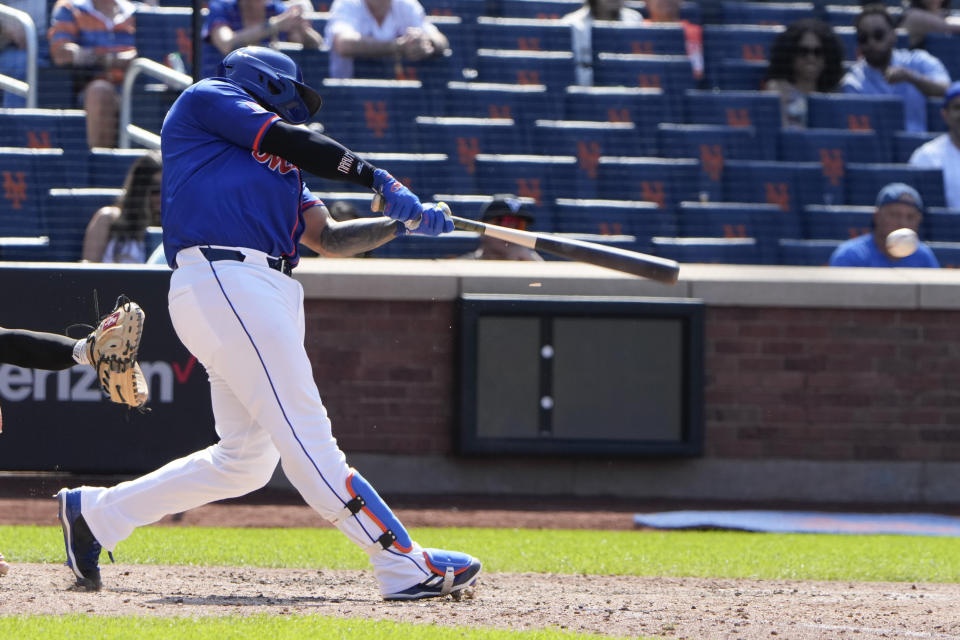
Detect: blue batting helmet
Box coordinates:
(218, 46, 322, 125)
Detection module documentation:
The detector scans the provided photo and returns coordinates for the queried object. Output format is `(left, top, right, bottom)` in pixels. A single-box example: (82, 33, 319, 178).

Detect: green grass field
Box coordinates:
(2, 524, 960, 639)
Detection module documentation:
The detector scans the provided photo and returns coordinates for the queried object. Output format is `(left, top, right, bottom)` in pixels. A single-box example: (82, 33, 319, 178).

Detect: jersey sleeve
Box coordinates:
(190, 80, 281, 151)
(300, 183, 323, 211)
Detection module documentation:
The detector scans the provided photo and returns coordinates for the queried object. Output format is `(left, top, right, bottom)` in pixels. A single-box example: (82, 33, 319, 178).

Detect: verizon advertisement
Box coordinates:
(0, 266, 215, 474)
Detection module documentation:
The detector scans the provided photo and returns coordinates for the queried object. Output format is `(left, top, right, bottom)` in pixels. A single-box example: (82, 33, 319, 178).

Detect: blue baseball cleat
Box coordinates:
(57, 488, 104, 591)
(384, 549, 481, 601)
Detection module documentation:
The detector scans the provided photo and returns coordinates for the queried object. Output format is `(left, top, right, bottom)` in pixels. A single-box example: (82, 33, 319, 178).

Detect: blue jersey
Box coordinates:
(160, 78, 321, 268)
(829, 233, 939, 268)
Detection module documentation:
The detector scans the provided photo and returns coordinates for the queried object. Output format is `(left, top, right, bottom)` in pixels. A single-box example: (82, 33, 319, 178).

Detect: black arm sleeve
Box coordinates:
(259, 120, 377, 189)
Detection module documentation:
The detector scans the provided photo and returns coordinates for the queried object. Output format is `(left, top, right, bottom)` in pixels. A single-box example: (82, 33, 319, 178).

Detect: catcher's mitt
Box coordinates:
(86, 296, 148, 409)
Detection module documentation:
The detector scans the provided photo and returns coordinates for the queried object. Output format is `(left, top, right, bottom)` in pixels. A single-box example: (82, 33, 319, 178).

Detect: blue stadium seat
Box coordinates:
(427, 16, 473, 71)
(657, 123, 759, 201)
(806, 94, 904, 161)
(922, 33, 960, 86)
(297, 47, 333, 90)
(651, 236, 762, 264)
(778, 128, 887, 205)
(563, 86, 666, 154)
(598, 157, 700, 214)
(351, 50, 459, 91)
(892, 131, 939, 163)
(803, 204, 873, 241)
(499, 0, 582, 19)
(702, 25, 783, 89)
(532, 119, 637, 164)
(358, 152, 449, 201)
(928, 241, 960, 268)
(0, 108, 88, 153)
(777, 238, 842, 266)
(474, 154, 580, 204)
(369, 232, 479, 259)
(307, 190, 377, 215)
(474, 49, 576, 93)
(134, 6, 192, 65)
(683, 90, 781, 158)
(593, 53, 696, 114)
(474, 17, 573, 52)
(414, 116, 518, 193)
(924, 207, 960, 243)
(721, 160, 818, 236)
(592, 24, 687, 56)
(720, 1, 815, 25)
(845, 163, 945, 208)
(419, 0, 486, 20)
(0, 235, 50, 262)
(552, 197, 671, 240)
(715, 59, 767, 90)
(926, 97, 948, 134)
(678, 201, 785, 263)
(317, 78, 427, 153)
(445, 81, 561, 128)
(0, 148, 66, 240)
(87, 148, 150, 188)
(44, 187, 123, 261)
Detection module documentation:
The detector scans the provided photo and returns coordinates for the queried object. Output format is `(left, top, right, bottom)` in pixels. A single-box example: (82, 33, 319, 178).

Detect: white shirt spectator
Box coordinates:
(324, 0, 429, 78)
(561, 4, 644, 86)
(909, 134, 960, 210)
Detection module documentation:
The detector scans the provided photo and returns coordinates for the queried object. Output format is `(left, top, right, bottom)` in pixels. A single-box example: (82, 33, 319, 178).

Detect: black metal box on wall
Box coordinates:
(0, 265, 215, 473)
(458, 294, 705, 456)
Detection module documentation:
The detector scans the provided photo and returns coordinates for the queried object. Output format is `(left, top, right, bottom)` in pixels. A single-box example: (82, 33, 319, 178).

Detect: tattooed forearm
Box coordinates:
(310, 217, 402, 257)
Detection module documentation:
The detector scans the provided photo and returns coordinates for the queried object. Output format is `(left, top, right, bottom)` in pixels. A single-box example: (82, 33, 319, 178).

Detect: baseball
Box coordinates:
(886, 228, 919, 259)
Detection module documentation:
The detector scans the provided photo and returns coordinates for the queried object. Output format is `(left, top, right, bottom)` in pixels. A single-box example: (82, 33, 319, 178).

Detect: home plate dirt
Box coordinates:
(1, 563, 959, 639)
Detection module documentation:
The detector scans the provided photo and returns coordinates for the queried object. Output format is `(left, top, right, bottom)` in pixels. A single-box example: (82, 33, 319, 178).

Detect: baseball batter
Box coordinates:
(56, 46, 481, 600)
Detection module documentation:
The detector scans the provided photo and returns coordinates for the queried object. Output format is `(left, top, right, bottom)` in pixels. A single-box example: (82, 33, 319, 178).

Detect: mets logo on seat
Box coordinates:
(2, 171, 27, 210)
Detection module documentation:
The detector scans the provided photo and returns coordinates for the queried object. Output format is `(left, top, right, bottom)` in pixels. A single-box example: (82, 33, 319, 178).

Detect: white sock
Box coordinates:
(72, 338, 91, 365)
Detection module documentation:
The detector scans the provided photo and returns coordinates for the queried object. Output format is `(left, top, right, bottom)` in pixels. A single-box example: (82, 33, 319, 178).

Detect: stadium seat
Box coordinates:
(352, 50, 460, 91)
(474, 49, 576, 94)
(920, 33, 960, 85)
(650, 236, 762, 264)
(563, 86, 665, 154)
(926, 97, 948, 134)
(721, 160, 817, 236)
(778, 128, 886, 206)
(317, 78, 427, 153)
(445, 81, 561, 128)
(43, 187, 123, 262)
(369, 231, 479, 259)
(683, 89, 781, 157)
(592, 23, 687, 56)
(777, 238, 842, 266)
(297, 47, 333, 90)
(426, 15, 471, 71)
(0, 108, 87, 153)
(420, 0, 486, 21)
(803, 204, 873, 241)
(552, 197, 672, 241)
(474, 153, 580, 204)
(499, 0, 582, 19)
(474, 17, 572, 51)
(678, 201, 785, 263)
(593, 53, 697, 114)
(702, 25, 783, 89)
(892, 131, 938, 163)
(0, 148, 66, 240)
(658, 123, 760, 201)
(924, 207, 960, 243)
(134, 6, 192, 65)
(598, 157, 700, 214)
(532, 118, 636, 162)
(720, 1, 814, 26)
(87, 148, 150, 188)
(0, 235, 50, 262)
(806, 94, 904, 161)
(715, 59, 767, 90)
(414, 116, 518, 193)
(928, 241, 960, 268)
(845, 163, 945, 208)
(358, 152, 449, 201)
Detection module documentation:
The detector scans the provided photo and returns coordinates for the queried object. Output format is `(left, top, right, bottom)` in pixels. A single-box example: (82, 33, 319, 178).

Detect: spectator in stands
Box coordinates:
(829, 182, 939, 267)
(48, 0, 137, 148)
(202, 0, 323, 78)
(645, 0, 704, 82)
(900, 0, 960, 49)
(841, 3, 951, 132)
(763, 19, 845, 128)
(460, 195, 543, 261)
(324, 0, 448, 79)
(82, 151, 162, 263)
(0, 0, 46, 107)
(562, 0, 644, 86)
(909, 81, 960, 210)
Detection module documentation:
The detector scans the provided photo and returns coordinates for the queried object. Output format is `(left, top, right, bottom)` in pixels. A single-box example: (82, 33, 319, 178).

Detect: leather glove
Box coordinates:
(372, 169, 421, 223)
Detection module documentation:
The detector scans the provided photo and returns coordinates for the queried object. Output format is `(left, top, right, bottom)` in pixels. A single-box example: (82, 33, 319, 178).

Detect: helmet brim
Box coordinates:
(295, 81, 322, 117)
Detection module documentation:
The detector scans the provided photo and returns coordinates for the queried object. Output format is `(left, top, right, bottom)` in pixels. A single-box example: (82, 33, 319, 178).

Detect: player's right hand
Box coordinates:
(373, 169, 422, 223)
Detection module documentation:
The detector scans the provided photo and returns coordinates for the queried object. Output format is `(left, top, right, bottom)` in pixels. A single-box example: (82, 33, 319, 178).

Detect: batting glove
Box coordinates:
(408, 204, 454, 236)
(373, 169, 421, 223)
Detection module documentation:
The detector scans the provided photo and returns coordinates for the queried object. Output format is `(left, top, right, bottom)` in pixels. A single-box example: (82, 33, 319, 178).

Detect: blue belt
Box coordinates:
(198, 247, 294, 276)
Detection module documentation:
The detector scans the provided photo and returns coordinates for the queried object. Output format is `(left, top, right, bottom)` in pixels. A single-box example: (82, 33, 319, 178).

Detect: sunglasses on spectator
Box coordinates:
(796, 45, 823, 58)
(857, 28, 889, 44)
(488, 215, 529, 230)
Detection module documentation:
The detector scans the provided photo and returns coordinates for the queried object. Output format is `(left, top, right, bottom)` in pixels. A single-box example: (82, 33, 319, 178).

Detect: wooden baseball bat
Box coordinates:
(438, 203, 680, 284)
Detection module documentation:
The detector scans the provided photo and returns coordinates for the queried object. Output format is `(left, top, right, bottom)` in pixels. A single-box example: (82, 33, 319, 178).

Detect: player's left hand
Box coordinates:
(373, 169, 421, 223)
(409, 204, 454, 236)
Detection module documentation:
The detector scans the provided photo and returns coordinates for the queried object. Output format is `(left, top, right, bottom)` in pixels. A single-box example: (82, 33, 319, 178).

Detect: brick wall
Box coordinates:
(303, 300, 960, 462)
